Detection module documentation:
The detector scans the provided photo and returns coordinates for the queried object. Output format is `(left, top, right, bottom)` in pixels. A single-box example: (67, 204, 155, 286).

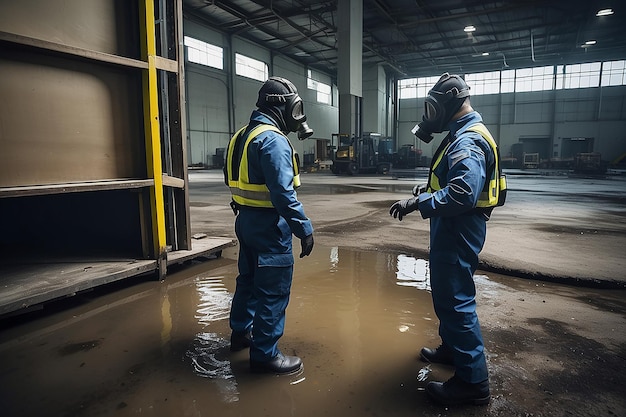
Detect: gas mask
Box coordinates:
(412, 73, 470, 143)
(257, 76, 314, 140)
(285, 93, 314, 140)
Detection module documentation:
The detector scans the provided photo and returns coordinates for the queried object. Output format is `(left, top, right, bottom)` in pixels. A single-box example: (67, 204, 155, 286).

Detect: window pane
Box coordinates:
(398, 78, 417, 99)
(564, 62, 600, 89)
(501, 70, 515, 93)
(466, 71, 500, 95)
(235, 53, 268, 82)
(308, 69, 332, 104)
(515, 66, 553, 92)
(602, 60, 626, 86)
(184, 36, 223, 70)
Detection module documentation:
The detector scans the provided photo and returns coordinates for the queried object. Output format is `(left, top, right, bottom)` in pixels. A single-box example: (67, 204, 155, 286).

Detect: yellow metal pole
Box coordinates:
(139, 0, 167, 267)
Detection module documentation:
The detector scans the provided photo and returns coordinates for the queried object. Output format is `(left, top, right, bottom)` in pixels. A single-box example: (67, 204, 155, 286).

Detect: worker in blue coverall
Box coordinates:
(224, 76, 315, 375)
(390, 73, 504, 406)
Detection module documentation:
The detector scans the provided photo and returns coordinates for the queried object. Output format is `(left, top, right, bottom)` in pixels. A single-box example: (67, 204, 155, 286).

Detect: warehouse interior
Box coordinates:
(181, 0, 626, 173)
(1, 0, 625, 316)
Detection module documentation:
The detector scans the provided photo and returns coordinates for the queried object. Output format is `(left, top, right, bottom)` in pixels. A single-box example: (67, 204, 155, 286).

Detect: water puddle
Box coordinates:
(1, 244, 598, 416)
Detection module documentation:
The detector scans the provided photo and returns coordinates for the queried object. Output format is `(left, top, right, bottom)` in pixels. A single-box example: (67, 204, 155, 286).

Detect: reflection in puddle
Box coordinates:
(329, 246, 339, 272)
(395, 254, 430, 291)
(186, 276, 239, 403)
(194, 276, 232, 326)
(186, 332, 238, 403)
(417, 364, 432, 382)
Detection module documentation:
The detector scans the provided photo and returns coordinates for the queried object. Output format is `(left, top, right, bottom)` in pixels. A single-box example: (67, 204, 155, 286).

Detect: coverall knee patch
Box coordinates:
(258, 252, 294, 267)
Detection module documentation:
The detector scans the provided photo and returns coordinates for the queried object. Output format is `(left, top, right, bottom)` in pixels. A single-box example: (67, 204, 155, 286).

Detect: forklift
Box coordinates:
(330, 132, 392, 175)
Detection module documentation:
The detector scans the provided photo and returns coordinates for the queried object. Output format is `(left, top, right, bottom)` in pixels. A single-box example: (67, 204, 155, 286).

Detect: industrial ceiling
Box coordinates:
(182, 0, 625, 79)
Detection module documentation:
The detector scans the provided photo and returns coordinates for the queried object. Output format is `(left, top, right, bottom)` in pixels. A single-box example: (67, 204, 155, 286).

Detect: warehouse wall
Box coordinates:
(397, 84, 626, 164)
(183, 16, 626, 168)
(182, 20, 339, 167)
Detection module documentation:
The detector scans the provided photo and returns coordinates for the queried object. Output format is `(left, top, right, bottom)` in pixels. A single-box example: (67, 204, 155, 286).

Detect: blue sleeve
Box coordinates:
(257, 132, 314, 239)
(418, 133, 488, 218)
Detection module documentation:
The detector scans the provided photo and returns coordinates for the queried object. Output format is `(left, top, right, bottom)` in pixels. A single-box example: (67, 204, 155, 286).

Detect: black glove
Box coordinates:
(412, 183, 426, 197)
(389, 196, 419, 221)
(299, 234, 314, 258)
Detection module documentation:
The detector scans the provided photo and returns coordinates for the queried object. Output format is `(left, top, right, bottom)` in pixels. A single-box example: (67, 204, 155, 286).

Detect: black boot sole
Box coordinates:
(250, 362, 303, 375)
(427, 391, 491, 406)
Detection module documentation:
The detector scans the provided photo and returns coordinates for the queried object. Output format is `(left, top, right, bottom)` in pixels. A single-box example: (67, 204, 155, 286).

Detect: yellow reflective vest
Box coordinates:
(226, 124, 301, 208)
(427, 123, 507, 208)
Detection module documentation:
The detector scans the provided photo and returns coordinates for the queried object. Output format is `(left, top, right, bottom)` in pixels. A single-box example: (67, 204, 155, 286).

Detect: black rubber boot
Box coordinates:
(230, 331, 252, 352)
(250, 353, 303, 375)
(420, 344, 454, 366)
(426, 375, 490, 406)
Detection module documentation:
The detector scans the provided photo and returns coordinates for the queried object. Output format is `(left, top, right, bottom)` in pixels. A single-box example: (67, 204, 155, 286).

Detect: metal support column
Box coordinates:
(338, 0, 363, 138)
(140, 0, 168, 278)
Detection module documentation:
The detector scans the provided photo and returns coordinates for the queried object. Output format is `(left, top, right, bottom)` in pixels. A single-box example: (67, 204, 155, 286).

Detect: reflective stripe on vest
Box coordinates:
(226, 124, 301, 208)
(427, 123, 506, 208)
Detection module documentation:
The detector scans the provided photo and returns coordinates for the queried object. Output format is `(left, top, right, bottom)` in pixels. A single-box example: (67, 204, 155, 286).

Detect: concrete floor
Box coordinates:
(186, 168, 626, 415)
(189, 168, 626, 288)
(0, 169, 624, 417)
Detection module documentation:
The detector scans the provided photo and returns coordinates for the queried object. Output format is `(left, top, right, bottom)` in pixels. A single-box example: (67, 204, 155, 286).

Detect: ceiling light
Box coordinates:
(482, 52, 490, 56)
(464, 25, 476, 33)
(585, 40, 597, 45)
(596, 9, 614, 16)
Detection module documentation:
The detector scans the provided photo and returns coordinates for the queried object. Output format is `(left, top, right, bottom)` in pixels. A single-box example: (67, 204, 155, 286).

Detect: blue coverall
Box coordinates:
(229, 110, 313, 363)
(417, 111, 495, 384)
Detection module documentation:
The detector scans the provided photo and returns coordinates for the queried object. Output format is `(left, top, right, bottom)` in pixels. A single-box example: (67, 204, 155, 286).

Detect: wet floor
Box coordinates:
(0, 244, 623, 417)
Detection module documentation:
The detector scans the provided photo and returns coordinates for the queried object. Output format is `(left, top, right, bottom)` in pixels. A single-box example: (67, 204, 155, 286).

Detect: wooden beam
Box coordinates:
(0, 30, 148, 70)
(0, 179, 154, 198)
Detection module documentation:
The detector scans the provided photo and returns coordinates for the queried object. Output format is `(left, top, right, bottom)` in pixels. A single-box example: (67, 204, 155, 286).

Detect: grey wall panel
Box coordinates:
(185, 67, 230, 166)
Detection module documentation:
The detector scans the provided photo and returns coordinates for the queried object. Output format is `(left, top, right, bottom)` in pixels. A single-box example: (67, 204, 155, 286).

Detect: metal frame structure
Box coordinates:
(0, 0, 234, 316)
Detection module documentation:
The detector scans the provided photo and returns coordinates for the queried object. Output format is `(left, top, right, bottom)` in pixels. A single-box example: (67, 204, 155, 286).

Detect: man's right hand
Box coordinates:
(389, 196, 420, 221)
(412, 183, 427, 197)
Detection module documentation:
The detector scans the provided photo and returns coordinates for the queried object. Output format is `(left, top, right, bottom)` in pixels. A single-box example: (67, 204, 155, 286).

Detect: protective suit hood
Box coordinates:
(256, 76, 314, 140)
